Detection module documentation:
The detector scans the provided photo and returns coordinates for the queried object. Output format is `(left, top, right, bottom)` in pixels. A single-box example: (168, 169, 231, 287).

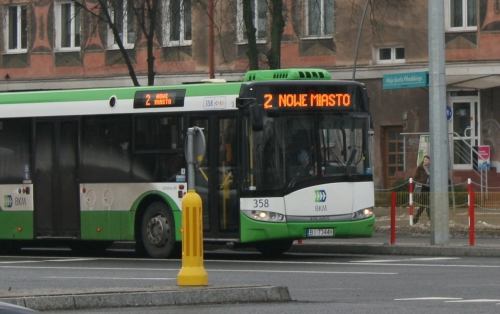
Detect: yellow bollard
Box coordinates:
(177, 190, 208, 286)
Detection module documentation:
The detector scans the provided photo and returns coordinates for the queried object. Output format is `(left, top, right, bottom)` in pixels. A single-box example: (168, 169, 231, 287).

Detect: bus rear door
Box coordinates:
(34, 120, 80, 238)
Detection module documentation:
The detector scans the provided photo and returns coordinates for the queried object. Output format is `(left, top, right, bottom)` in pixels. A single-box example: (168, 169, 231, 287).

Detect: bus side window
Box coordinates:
(166, 153, 185, 182)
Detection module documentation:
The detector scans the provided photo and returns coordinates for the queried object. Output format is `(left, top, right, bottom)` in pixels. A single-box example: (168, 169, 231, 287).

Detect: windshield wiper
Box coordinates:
(327, 149, 352, 178)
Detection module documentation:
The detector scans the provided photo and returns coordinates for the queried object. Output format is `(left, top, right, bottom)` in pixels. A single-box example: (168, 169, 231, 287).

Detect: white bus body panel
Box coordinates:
(0, 95, 238, 118)
(0, 184, 34, 211)
(285, 182, 374, 217)
(80, 183, 186, 212)
(353, 181, 375, 211)
(239, 197, 286, 214)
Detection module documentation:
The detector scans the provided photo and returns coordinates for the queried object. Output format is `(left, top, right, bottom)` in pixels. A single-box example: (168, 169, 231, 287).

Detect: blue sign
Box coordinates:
(446, 106, 452, 120)
(383, 71, 428, 90)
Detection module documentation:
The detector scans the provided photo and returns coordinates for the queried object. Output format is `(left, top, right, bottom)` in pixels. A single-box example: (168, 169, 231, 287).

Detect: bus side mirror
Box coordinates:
(237, 98, 264, 131)
(249, 101, 264, 131)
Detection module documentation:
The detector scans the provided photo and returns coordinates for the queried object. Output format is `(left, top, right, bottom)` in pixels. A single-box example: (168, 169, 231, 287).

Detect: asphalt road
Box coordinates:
(2, 248, 500, 313)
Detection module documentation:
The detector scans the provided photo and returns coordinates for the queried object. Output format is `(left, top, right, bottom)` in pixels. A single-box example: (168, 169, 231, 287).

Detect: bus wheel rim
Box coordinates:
(147, 216, 168, 246)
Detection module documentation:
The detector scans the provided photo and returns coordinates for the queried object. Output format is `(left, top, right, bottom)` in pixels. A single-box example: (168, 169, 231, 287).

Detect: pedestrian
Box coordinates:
(413, 155, 430, 224)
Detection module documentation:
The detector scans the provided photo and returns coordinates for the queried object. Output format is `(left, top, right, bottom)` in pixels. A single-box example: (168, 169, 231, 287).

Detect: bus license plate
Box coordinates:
(306, 228, 334, 237)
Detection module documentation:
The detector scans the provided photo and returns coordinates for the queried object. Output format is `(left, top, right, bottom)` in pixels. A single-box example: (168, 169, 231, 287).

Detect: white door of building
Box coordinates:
(448, 95, 480, 170)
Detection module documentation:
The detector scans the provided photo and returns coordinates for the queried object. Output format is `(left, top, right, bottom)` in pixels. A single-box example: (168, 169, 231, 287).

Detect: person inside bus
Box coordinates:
(297, 149, 313, 177)
(413, 155, 431, 224)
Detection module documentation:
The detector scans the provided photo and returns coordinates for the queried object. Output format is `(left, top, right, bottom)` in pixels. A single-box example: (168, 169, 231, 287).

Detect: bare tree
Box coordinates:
(242, 0, 260, 70)
(267, 0, 285, 69)
(74, 0, 162, 86)
(242, 0, 285, 70)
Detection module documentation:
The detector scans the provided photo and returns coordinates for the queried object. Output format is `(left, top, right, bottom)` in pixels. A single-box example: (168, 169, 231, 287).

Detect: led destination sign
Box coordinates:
(263, 93, 351, 109)
(134, 89, 186, 108)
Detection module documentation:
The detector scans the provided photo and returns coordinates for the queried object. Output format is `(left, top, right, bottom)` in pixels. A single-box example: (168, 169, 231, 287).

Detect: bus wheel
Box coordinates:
(253, 239, 294, 257)
(140, 202, 176, 258)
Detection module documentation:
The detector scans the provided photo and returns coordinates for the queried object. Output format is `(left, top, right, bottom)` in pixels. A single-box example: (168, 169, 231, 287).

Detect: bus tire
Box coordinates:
(140, 202, 176, 258)
(253, 239, 294, 257)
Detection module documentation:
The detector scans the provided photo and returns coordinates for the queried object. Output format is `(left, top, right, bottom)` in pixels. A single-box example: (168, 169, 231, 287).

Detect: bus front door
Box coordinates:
(34, 120, 80, 238)
(190, 116, 239, 241)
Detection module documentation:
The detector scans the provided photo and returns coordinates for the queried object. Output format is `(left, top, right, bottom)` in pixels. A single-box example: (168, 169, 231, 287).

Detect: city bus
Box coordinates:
(0, 68, 374, 258)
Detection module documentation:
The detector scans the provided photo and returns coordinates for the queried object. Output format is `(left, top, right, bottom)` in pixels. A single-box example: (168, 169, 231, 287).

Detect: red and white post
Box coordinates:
(409, 178, 414, 226)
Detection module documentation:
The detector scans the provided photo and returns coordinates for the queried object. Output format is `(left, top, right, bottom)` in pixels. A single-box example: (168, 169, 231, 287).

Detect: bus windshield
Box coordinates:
(244, 113, 371, 191)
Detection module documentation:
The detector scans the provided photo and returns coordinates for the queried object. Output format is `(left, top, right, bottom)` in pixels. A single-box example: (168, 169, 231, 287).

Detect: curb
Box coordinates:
(0, 285, 291, 312)
(289, 243, 500, 257)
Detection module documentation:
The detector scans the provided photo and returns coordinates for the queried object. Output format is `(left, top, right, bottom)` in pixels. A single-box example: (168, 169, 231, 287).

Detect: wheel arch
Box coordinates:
(133, 191, 181, 243)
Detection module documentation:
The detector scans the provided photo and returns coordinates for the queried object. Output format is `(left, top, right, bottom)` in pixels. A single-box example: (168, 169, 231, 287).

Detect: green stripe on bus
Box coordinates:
(81, 211, 135, 241)
(0, 211, 34, 239)
(0, 83, 243, 104)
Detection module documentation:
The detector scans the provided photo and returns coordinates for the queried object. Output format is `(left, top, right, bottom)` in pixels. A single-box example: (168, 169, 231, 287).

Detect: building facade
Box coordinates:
(2, 0, 500, 189)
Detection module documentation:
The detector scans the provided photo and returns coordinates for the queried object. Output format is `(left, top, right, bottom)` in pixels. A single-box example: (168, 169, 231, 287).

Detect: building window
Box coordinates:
(5, 4, 28, 53)
(376, 47, 405, 64)
(108, 0, 135, 49)
(164, 0, 192, 46)
(236, 0, 267, 43)
(55, 1, 81, 51)
(446, 0, 477, 32)
(305, 0, 333, 37)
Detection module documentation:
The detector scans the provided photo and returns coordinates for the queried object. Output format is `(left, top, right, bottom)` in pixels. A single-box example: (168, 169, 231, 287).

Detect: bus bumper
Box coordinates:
(240, 213, 375, 243)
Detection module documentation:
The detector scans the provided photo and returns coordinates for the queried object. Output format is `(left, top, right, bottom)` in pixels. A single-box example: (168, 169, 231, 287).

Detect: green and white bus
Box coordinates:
(0, 68, 374, 258)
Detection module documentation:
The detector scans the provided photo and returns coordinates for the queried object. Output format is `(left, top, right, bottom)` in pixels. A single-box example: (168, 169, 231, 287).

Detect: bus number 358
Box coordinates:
(253, 199, 269, 208)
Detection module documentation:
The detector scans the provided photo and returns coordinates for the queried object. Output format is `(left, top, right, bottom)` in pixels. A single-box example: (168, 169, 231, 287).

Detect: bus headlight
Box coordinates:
(242, 210, 286, 222)
(352, 208, 374, 220)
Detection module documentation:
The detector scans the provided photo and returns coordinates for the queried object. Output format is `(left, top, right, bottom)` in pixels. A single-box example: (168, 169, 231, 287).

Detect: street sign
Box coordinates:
(383, 71, 429, 90)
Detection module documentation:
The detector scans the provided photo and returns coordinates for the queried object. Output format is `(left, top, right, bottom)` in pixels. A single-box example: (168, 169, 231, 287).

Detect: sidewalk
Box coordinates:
(0, 285, 291, 312)
(290, 231, 500, 257)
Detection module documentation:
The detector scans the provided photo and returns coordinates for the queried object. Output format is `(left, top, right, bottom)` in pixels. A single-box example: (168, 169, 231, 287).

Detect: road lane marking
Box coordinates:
(410, 257, 461, 261)
(2, 258, 498, 270)
(352, 257, 461, 263)
(39, 276, 176, 281)
(445, 299, 500, 303)
(0, 261, 40, 264)
(395, 297, 463, 301)
(0, 265, 396, 275)
(43, 258, 98, 262)
(0, 258, 97, 264)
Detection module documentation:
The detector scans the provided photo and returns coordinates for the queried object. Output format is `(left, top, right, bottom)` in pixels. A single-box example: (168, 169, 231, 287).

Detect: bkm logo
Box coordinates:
(315, 190, 327, 202)
(4, 195, 13, 208)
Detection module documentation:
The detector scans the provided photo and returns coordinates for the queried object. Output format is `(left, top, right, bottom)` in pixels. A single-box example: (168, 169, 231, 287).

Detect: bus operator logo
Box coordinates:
(4, 195, 13, 208)
(315, 190, 327, 202)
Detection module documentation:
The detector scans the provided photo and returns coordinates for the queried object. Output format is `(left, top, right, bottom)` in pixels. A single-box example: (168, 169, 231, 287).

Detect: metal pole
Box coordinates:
(352, 0, 370, 81)
(428, 0, 449, 245)
(209, 0, 215, 79)
(186, 128, 195, 191)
